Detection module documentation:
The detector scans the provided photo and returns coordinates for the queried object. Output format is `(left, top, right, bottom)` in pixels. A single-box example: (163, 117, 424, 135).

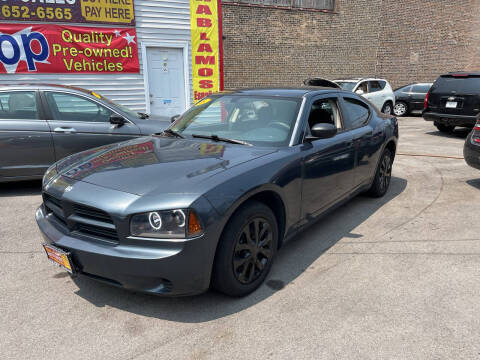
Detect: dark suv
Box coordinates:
(423, 72, 480, 132)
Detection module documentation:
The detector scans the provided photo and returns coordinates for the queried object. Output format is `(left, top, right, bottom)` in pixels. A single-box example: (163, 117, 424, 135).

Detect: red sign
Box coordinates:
(0, 24, 139, 74)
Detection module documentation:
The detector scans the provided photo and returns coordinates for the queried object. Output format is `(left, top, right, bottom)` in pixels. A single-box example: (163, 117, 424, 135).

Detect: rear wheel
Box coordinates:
(393, 101, 408, 116)
(368, 148, 393, 198)
(212, 201, 278, 297)
(382, 102, 393, 115)
(434, 122, 455, 133)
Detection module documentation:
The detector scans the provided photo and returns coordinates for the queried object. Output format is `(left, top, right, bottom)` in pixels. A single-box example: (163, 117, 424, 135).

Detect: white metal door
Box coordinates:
(146, 47, 186, 117)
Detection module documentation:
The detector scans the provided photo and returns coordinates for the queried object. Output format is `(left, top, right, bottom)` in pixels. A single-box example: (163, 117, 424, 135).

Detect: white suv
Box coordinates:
(333, 78, 395, 114)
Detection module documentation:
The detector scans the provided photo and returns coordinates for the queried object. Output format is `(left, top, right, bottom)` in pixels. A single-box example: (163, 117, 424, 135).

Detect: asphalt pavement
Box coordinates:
(1, 117, 479, 360)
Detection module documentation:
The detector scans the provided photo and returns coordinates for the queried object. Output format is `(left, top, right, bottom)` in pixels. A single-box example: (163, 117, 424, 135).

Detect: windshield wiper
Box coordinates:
(138, 112, 149, 119)
(191, 134, 252, 146)
(153, 128, 184, 139)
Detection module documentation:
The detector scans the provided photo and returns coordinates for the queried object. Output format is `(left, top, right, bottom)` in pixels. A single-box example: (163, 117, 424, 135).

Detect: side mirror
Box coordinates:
(305, 123, 337, 141)
(355, 89, 364, 95)
(170, 114, 180, 123)
(110, 114, 126, 126)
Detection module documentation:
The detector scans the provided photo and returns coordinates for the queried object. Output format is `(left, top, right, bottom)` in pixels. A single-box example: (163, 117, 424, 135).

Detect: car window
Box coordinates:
(356, 82, 368, 93)
(378, 80, 387, 90)
(432, 76, 480, 94)
(307, 98, 342, 134)
(369, 81, 383, 93)
(0, 91, 38, 120)
(412, 84, 431, 93)
(341, 97, 370, 130)
(45, 92, 113, 122)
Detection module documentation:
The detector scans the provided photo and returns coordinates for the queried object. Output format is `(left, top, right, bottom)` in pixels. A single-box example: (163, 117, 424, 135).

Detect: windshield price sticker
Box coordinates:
(0, 0, 135, 26)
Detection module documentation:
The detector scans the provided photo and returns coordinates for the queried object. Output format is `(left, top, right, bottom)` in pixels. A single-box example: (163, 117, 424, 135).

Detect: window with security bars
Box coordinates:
(222, 0, 335, 11)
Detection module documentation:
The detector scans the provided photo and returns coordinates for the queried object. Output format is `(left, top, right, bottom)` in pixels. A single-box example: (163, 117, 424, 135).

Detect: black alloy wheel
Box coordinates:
(368, 148, 393, 197)
(233, 218, 273, 284)
(212, 201, 278, 297)
(378, 151, 392, 194)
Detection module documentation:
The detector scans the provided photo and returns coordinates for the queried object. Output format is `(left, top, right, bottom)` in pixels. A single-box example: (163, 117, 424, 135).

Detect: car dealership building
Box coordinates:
(0, 0, 478, 116)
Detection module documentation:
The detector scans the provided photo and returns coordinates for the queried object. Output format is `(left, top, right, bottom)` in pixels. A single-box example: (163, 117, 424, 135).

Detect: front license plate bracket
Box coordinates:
(42, 243, 76, 274)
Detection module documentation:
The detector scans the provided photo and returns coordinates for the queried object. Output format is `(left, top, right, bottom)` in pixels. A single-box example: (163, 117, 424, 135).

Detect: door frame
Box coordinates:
(141, 41, 191, 115)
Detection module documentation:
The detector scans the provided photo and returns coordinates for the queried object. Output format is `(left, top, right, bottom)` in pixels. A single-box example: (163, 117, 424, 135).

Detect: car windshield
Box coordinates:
(335, 81, 357, 91)
(170, 95, 301, 147)
(432, 76, 480, 94)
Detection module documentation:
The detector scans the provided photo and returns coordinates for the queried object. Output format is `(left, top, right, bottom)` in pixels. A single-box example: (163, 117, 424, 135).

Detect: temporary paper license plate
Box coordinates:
(43, 244, 74, 273)
(446, 101, 457, 108)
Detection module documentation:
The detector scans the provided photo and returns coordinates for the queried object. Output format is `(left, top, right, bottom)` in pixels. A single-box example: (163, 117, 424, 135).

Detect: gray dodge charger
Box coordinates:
(37, 88, 398, 297)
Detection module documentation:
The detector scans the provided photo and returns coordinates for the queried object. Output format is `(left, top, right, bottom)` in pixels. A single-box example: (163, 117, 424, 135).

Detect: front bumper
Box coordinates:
(36, 205, 214, 296)
(464, 132, 480, 170)
(423, 112, 477, 127)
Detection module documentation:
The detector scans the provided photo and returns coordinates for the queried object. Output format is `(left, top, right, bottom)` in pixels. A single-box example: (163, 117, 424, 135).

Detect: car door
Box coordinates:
(340, 95, 384, 187)
(367, 81, 385, 109)
(410, 84, 431, 111)
(0, 90, 55, 179)
(42, 91, 142, 161)
(301, 95, 356, 218)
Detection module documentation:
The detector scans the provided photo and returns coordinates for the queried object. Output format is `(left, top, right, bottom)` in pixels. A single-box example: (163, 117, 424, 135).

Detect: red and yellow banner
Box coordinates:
(0, 24, 139, 74)
(190, 0, 224, 101)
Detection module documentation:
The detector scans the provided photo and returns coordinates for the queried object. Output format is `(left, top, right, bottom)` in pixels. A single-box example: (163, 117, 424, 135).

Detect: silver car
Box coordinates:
(0, 84, 170, 182)
(333, 78, 396, 114)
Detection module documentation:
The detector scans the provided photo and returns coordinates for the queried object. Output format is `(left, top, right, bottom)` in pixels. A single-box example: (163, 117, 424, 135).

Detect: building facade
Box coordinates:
(0, 0, 194, 117)
(222, 0, 480, 89)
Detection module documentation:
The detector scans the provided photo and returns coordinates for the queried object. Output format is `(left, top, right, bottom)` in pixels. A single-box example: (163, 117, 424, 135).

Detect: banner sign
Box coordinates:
(0, 24, 139, 74)
(0, 0, 135, 26)
(190, 0, 223, 101)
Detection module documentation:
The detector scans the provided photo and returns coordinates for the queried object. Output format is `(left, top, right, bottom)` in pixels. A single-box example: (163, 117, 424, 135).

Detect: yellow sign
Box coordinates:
(190, 0, 223, 101)
(81, 0, 135, 25)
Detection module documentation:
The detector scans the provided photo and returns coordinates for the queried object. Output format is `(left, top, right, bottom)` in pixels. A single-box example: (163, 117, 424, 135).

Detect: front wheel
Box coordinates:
(212, 201, 278, 297)
(368, 148, 393, 198)
(381, 102, 393, 115)
(393, 101, 408, 116)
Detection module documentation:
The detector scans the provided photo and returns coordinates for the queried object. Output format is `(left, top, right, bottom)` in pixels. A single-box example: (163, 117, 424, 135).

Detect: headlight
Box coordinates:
(43, 164, 58, 186)
(130, 209, 203, 239)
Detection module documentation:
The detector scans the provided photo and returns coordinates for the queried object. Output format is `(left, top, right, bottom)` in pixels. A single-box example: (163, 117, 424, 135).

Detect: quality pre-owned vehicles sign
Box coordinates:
(0, 24, 139, 73)
(0, 0, 135, 26)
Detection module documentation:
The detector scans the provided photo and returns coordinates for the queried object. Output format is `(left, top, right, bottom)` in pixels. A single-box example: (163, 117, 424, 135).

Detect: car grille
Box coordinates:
(43, 193, 119, 243)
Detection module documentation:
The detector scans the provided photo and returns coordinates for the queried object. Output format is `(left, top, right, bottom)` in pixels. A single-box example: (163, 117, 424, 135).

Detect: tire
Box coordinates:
(393, 101, 408, 116)
(381, 102, 393, 115)
(212, 201, 278, 297)
(434, 122, 455, 133)
(368, 148, 393, 198)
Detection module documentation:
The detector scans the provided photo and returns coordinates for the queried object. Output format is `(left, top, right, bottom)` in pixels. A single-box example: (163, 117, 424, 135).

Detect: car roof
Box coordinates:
(217, 87, 345, 98)
(441, 71, 480, 77)
(0, 83, 92, 94)
(335, 78, 388, 82)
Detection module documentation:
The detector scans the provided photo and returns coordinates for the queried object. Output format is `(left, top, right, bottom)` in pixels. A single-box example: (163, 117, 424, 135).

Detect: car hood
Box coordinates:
(56, 136, 276, 196)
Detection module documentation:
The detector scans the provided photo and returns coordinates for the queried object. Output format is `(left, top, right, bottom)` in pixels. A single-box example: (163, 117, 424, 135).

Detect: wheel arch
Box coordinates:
(216, 186, 288, 250)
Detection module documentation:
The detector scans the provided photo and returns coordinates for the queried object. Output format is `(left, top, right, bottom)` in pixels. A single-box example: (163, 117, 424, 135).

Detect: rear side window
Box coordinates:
(342, 97, 370, 129)
(432, 76, 480, 94)
(0, 91, 38, 120)
(369, 81, 383, 92)
(412, 84, 431, 93)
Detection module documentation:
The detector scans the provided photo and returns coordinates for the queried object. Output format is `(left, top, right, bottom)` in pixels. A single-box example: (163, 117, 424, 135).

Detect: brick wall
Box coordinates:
(221, 0, 480, 89)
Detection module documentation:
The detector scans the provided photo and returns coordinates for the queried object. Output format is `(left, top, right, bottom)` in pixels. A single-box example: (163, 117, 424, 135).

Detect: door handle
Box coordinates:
(54, 127, 77, 134)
